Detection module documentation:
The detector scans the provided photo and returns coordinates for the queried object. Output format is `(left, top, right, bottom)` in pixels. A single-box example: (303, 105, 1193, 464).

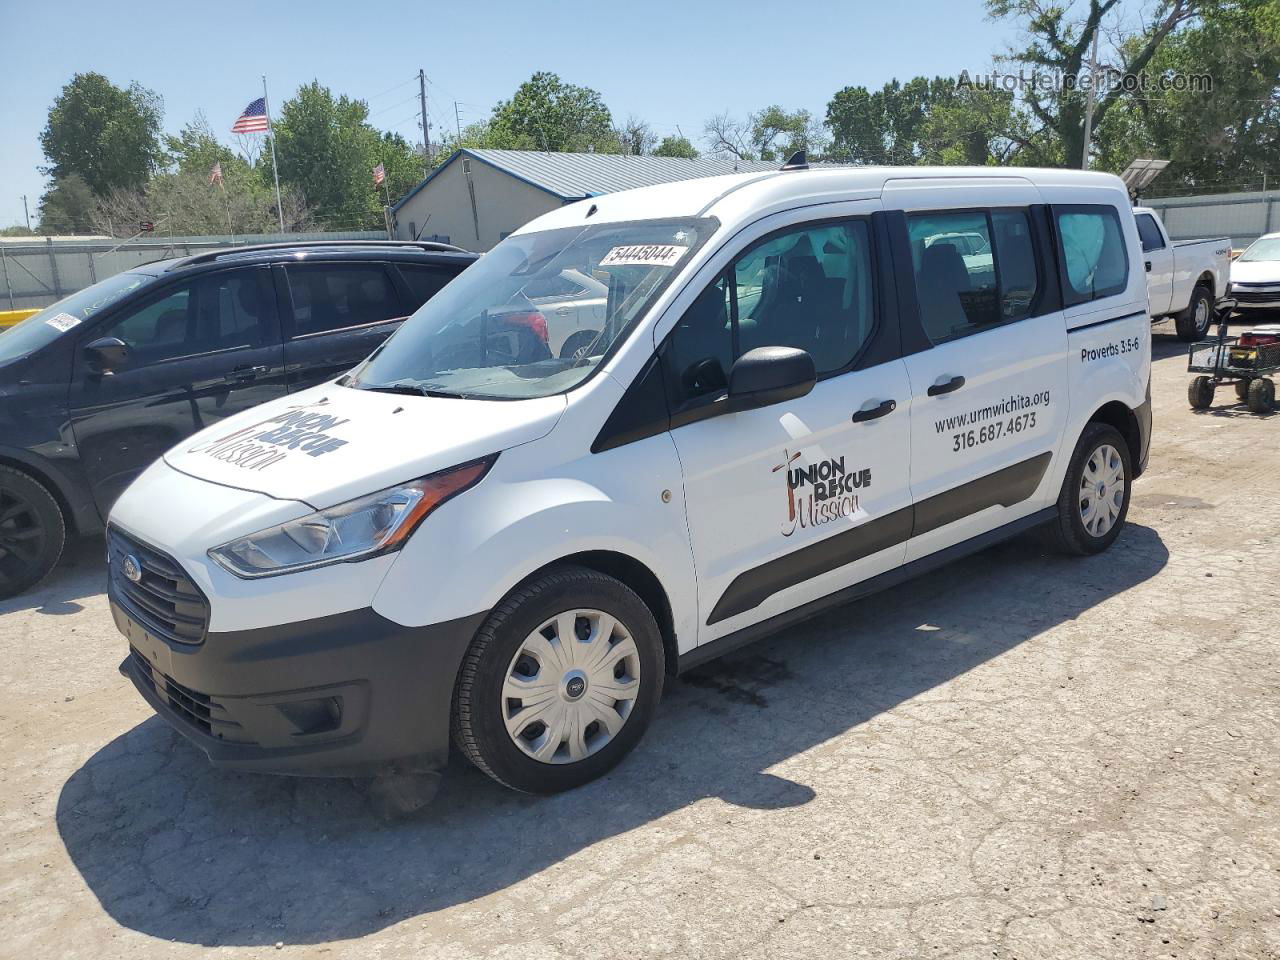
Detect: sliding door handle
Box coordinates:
(852, 399, 896, 422)
(927, 375, 966, 397)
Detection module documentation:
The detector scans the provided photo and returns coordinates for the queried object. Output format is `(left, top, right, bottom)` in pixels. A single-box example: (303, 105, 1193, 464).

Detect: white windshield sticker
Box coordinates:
(599, 244, 687, 268)
(45, 312, 81, 332)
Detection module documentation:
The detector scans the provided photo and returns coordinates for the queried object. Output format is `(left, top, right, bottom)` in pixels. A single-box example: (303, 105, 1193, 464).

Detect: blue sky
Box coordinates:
(0, 0, 1019, 229)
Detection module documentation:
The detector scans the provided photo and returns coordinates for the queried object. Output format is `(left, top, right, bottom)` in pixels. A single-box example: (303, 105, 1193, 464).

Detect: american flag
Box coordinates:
(231, 97, 269, 134)
(208, 161, 223, 186)
(372, 163, 386, 186)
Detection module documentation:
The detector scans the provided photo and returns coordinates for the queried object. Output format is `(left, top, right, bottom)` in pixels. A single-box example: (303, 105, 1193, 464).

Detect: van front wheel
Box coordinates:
(452, 565, 665, 794)
(1045, 423, 1132, 556)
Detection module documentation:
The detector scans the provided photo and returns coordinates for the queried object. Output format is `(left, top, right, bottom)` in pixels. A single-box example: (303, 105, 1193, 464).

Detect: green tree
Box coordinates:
(1096, 0, 1280, 190)
(40, 73, 163, 194)
(616, 116, 657, 155)
(489, 72, 619, 152)
(988, 0, 1206, 168)
(37, 174, 97, 233)
(165, 112, 238, 177)
(826, 77, 1020, 166)
(271, 81, 393, 229)
(653, 135, 699, 159)
(376, 130, 427, 203)
(704, 106, 824, 161)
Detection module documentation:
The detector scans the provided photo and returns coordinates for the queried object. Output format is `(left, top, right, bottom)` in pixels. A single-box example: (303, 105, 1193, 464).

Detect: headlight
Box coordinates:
(209, 456, 494, 578)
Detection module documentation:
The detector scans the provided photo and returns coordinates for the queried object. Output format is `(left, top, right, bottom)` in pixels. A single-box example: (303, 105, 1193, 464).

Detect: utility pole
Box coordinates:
(21, 195, 31, 231)
(418, 69, 431, 175)
(1081, 25, 1101, 169)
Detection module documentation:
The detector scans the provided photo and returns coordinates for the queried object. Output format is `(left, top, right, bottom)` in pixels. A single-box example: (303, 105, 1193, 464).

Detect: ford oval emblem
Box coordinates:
(122, 555, 142, 584)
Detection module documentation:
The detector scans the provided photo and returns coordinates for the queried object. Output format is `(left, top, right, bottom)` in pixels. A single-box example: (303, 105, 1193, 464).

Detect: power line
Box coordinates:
(365, 76, 418, 101)
(368, 93, 421, 119)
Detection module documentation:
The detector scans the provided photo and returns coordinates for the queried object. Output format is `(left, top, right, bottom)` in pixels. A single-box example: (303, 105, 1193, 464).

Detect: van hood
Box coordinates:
(1231, 260, 1280, 285)
(163, 382, 566, 509)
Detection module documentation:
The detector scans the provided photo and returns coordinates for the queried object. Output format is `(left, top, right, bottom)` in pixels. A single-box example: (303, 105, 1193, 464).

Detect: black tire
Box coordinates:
(452, 565, 665, 794)
(1235, 379, 1251, 401)
(1247, 377, 1275, 414)
(558, 330, 600, 360)
(0, 465, 67, 600)
(1044, 422, 1133, 556)
(1174, 283, 1214, 341)
(1187, 375, 1215, 410)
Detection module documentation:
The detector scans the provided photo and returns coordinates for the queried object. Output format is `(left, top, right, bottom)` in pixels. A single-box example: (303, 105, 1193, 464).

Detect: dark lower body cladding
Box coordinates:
(114, 600, 487, 781)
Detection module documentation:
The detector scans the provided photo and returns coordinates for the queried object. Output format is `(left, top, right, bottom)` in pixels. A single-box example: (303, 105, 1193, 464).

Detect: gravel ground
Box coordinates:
(0, 323, 1276, 960)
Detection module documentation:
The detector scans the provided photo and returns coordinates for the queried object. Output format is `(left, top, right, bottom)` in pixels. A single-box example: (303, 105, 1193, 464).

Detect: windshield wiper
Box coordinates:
(356, 382, 466, 399)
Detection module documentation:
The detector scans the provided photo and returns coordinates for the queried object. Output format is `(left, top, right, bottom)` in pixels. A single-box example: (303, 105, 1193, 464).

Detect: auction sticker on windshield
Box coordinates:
(599, 244, 687, 267)
(44, 312, 81, 332)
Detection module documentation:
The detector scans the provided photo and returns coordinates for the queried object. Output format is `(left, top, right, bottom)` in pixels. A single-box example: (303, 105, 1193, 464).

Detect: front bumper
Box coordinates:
(114, 599, 486, 779)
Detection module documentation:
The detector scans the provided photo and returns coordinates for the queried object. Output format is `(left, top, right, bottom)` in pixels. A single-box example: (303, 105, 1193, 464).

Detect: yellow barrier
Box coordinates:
(0, 308, 40, 328)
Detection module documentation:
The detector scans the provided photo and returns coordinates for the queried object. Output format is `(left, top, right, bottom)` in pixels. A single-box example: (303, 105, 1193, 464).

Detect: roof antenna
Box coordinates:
(781, 150, 809, 171)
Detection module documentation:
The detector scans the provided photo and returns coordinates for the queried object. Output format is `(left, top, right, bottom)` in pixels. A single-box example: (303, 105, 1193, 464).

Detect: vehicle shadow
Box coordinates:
(0, 535, 106, 616)
(57, 524, 1169, 947)
(1150, 329, 1192, 361)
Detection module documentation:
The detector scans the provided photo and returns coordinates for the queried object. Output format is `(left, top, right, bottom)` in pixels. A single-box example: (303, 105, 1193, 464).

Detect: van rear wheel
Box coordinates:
(452, 565, 664, 794)
(0, 466, 66, 600)
(1044, 423, 1132, 556)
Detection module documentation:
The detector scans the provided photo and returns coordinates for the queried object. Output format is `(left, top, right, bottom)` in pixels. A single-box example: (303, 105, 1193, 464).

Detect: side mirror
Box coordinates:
(84, 337, 129, 373)
(727, 346, 816, 411)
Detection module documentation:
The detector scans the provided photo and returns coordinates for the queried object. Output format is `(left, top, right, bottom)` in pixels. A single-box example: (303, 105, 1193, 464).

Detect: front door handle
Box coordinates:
(927, 375, 966, 397)
(225, 364, 268, 383)
(852, 399, 896, 423)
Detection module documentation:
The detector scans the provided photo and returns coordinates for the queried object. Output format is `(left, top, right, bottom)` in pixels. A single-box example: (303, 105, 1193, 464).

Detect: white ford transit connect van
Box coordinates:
(109, 164, 1151, 800)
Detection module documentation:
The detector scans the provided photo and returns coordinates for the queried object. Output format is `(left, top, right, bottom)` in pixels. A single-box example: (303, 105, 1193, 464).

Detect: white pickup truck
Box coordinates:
(1133, 206, 1233, 340)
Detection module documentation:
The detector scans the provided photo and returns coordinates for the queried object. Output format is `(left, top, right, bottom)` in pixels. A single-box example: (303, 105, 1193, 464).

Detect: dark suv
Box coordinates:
(0, 240, 476, 598)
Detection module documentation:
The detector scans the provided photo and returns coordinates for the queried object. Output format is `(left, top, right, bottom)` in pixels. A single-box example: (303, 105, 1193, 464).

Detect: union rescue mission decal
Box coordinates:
(187, 404, 351, 472)
(773, 448, 871, 537)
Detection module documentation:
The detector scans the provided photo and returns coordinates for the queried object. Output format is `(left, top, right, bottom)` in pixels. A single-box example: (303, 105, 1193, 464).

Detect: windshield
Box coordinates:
(0, 272, 152, 363)
(1238, 237, 1280, 263)
(347, 217, 716, 399)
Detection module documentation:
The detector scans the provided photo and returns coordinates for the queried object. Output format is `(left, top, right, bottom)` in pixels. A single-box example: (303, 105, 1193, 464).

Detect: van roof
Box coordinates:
(516, 165, 1129, 236)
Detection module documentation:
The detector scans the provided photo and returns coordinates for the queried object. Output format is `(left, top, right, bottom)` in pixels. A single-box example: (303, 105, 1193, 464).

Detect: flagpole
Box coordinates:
(218, 176, 234, 240)
(262, 75, 286, 233)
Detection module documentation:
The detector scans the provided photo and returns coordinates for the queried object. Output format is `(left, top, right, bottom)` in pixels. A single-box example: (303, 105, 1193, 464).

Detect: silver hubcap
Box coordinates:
(1194, 297, 1209, 331)
(502, 609, 641, 764)
(1079, 443, 1125, 538)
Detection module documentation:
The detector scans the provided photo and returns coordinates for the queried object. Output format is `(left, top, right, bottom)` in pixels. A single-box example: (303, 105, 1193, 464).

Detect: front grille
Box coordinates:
(129, 648, 251, 742)
(108, 527, 209, 645)
(1233, 290, 1280, 304)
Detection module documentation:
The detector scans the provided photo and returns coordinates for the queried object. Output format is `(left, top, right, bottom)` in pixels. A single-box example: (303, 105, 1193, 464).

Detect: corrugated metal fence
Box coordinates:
(0, 231, 384, 310)
(1143, 190, 1280, 248)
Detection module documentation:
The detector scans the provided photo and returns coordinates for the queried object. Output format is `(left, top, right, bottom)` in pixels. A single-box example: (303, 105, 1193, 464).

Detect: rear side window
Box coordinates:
(1054, 205, 1130, 306)
(907, 208, 1039, 343)
(285, 264, 402, 336)
(397, 264, 455, 309)
(1135, 213, 1165, 252)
